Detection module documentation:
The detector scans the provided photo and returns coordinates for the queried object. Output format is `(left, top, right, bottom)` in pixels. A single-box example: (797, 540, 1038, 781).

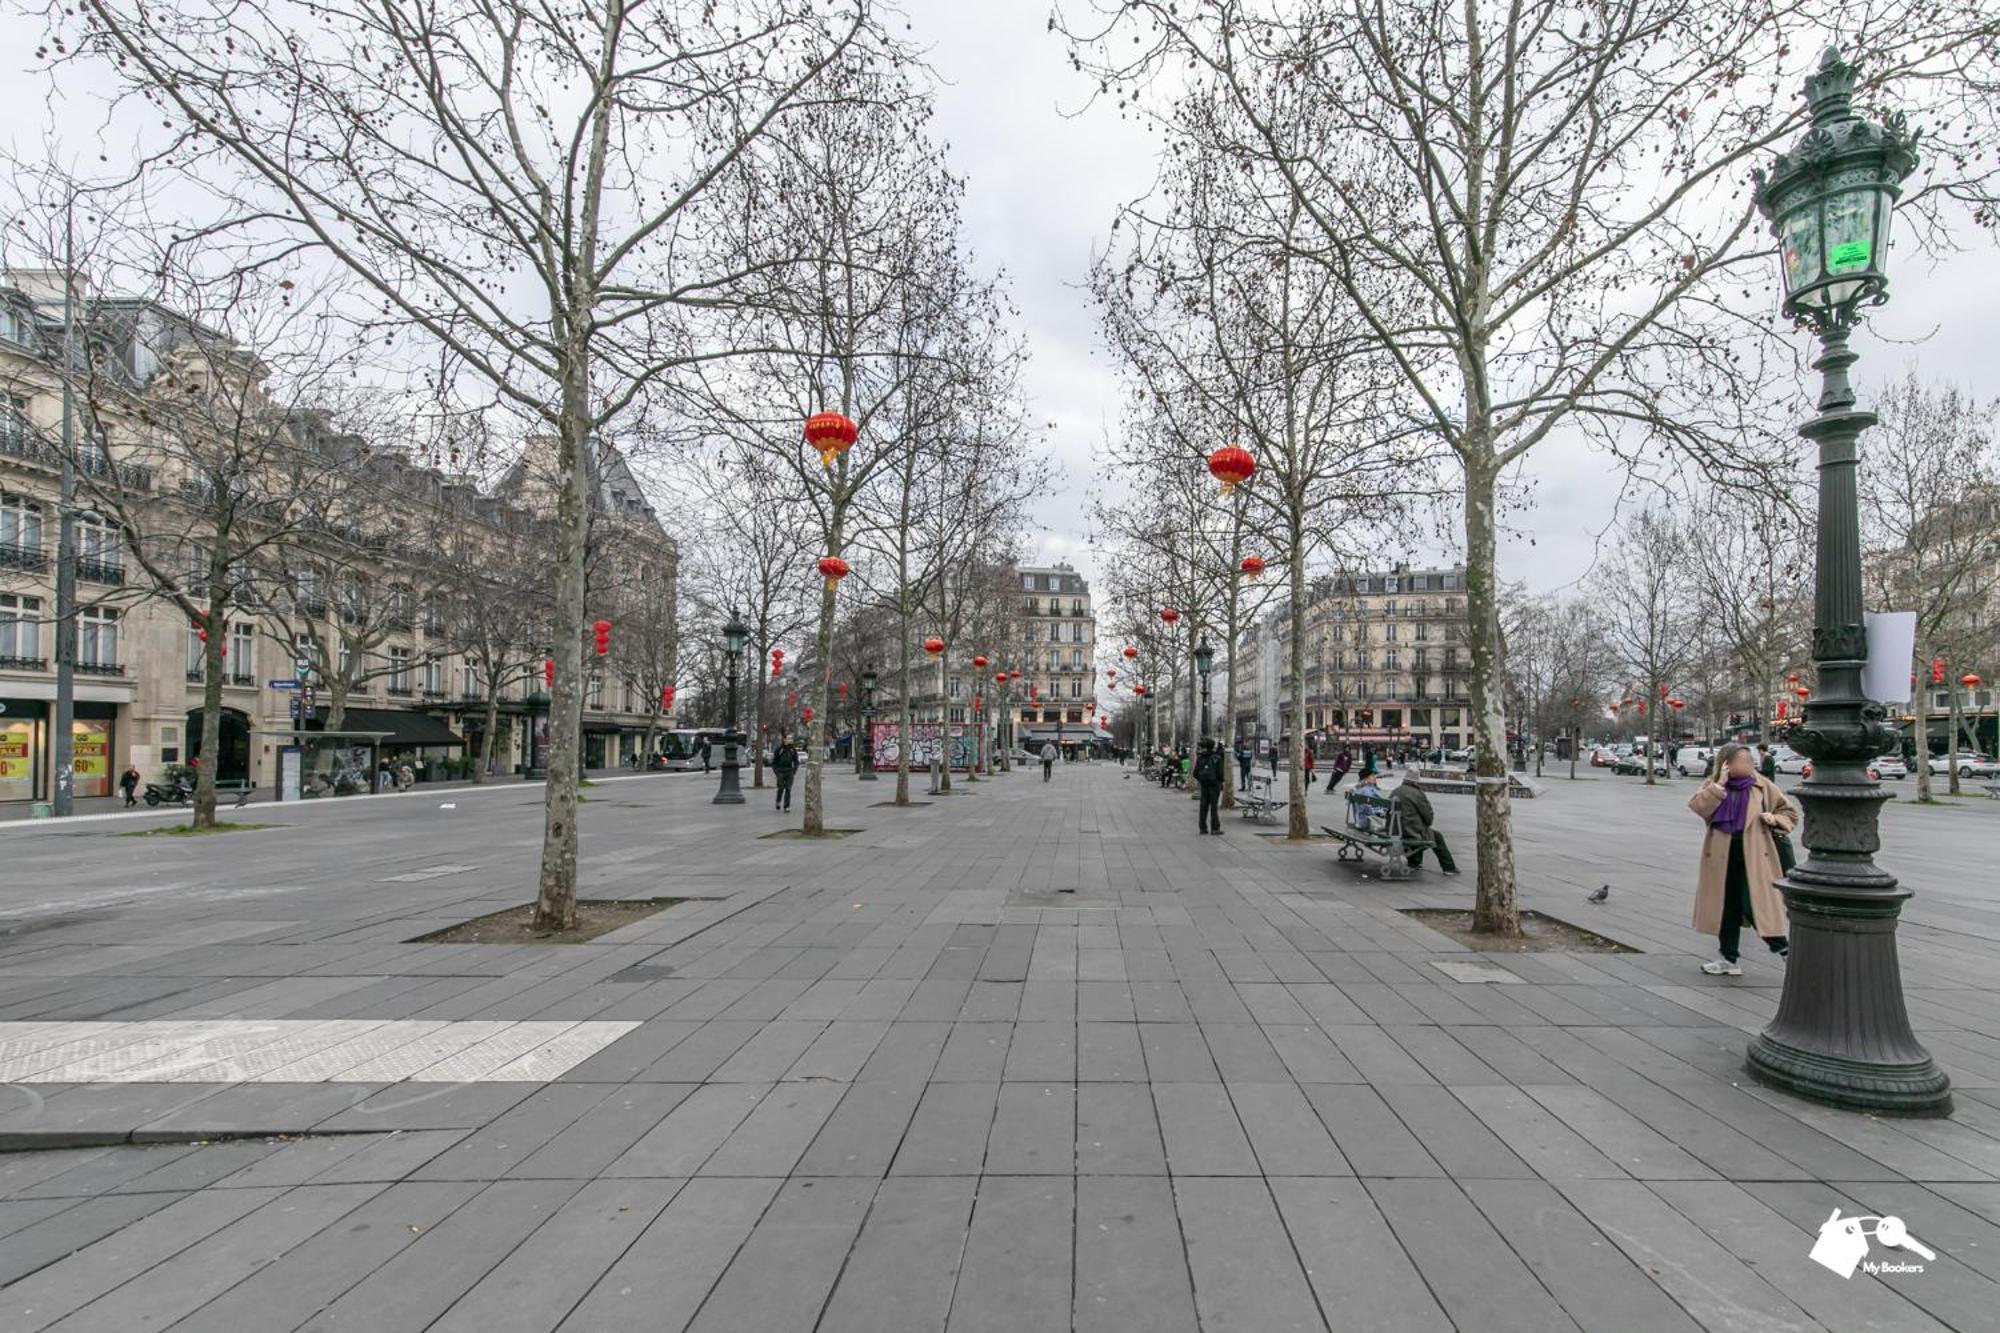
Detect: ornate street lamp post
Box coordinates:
(1745, 47, 1948, 1115)
(1194, 636, 1215, 741)
(713, 618, 748, 805)
(858, 665, 878, 781)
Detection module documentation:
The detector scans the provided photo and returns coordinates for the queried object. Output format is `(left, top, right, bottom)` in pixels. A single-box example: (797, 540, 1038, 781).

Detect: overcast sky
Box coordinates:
(910, 1, 2000, 597)
(4, 2, 1993, 599)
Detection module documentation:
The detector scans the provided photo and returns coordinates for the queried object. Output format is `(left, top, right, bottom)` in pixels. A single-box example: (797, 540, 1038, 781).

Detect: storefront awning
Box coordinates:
(337, 707, 463, 748)
(580, 718, 624, 735)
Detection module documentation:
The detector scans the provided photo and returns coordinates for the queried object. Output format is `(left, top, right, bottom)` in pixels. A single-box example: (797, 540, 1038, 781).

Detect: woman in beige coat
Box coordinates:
(1687, 742, 1797, 976)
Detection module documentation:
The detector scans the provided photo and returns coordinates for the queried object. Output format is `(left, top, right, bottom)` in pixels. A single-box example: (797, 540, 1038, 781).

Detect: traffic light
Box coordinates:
(593, 619, 611, 655)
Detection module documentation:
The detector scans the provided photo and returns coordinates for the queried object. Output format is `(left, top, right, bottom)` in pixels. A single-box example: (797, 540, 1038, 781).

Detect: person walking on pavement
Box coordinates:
(1303, 746, 1317, 791)
(1235, 740, 1252, 790)
(1758, 746, 1776, 781)
(1040, 741, 1057, 782)
(772, 733, 799, 812)
(1328, 746, 1353, 793)
(1689, 742, 1794, 975)
(119, 764, 141, 808)
(1194, 739, 1226, 834)
(1391, 775, 1458, 874)
(699, 736, 713, 773)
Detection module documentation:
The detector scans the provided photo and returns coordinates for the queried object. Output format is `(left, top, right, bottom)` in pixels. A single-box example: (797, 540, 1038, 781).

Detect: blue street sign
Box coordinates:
(269, 680, 300, 690)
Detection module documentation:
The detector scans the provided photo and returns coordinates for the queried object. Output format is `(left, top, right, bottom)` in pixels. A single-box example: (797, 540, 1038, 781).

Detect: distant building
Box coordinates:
(1231, 563, 1473, 752)
(1013, 562, 1101, 750)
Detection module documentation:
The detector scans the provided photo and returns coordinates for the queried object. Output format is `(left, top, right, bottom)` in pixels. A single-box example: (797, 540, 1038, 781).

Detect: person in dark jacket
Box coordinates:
(699, 737, 713, 773)
(1194, 739, 1226, 835)
(119, 765, 141, 807)
(771, 734, 799, 812)
(1235, 741, 1252, 789)
(1328, 747, 1354, 793)
(1392, 776, 1458, 874)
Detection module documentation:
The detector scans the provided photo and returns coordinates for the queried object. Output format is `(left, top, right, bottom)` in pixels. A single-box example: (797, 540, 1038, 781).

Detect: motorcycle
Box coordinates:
(142, 778, 194, 807)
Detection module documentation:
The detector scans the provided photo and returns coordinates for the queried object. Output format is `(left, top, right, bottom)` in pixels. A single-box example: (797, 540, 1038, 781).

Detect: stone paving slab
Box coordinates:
(0, 764, 1997, 1328)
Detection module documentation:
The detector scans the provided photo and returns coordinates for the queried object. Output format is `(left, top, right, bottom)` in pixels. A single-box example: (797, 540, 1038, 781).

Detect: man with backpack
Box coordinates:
(1194, 739, 1226, 834)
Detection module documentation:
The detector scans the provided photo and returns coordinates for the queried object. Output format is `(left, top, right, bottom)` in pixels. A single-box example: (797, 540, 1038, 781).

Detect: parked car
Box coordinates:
(1802, 760, 1888, 781)
(1675, 745, 1715, 777)
(1928, 752, 2000, 778)
(1612, 754, 1672, 777)
(1588, 745, 1617, 768)
(1873, 754, 1908, 779)
(1769, 747, 1809, 775)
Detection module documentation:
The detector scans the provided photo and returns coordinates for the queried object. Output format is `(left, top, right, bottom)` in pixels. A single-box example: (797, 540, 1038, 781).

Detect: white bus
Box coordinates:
(649, 728, 725, 771)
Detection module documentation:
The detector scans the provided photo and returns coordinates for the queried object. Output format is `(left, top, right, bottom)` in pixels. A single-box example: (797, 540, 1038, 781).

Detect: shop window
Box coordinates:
(71, 719, 111, 798)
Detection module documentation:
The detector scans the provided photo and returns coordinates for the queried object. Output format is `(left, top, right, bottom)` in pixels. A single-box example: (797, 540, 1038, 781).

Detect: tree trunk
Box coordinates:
(752, 660, 766, 787)
(895, 622, 912, 805)
(800, 500, 840, 824)
(1286, 516, 1308, 839)
(641, 708, 659, 769)
(532, 371, 592, 932)
(1948, 689, 1962, 796)
(193, 597, 225, 830)
(1643, 675, 1658, 786)
(1913, 701, 1932, 802)
(1464, 454, 1521, 936)
(937, 652, 952, 793)
(478, 690, 500, 782)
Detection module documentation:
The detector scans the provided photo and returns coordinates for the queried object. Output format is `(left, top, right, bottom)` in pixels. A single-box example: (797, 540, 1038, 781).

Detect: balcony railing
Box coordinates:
(74, 660, 125, 676)
(386, 685, 414, 697)
(0, 542, 48, 573)
(76, 555, 123, 585)
(229, 672, 257, 687)
(1, 654, 48, 671)
(186, 668, 203, 682)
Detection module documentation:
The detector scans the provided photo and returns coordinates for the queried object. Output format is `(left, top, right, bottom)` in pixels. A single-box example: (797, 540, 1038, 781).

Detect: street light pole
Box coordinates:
(714, 618, 747, 805)
(1744, 47, 1947, 1115)
(859, 665, 878, 781)
(1194, 636, 1215, 742)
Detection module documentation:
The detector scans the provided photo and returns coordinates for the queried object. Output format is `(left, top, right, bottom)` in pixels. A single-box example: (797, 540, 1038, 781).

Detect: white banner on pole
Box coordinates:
(1863, 611, 1918, 705)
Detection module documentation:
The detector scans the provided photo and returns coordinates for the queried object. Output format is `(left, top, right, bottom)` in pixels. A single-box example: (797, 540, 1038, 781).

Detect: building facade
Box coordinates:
(1013, 562, 1103, 751)
(0, 270, 676, 805)
(1230, 563, 1474, 753)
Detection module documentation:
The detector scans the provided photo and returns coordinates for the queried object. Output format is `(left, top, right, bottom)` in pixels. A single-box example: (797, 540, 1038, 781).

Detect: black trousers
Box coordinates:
(1406, 829, 1458, 873)
(1718, 832, 1787, 962)
(1198, 783, 1222, 832)
(775, 770, 795, 809)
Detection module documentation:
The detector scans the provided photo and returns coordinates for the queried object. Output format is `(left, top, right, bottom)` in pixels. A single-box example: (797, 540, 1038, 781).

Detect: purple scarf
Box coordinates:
(1709, 774, 1756, 835)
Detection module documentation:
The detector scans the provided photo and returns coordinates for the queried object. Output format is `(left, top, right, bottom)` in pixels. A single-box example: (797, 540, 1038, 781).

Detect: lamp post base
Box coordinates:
(712, 736, 746, 805)
(1745, 886, 1951, 1117)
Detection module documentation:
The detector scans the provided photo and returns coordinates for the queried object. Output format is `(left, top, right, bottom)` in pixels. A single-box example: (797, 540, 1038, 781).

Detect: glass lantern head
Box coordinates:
(722, 619, 749, 655)
(1753, 47, 1919, 333)
(1193, 639, 1215, 676)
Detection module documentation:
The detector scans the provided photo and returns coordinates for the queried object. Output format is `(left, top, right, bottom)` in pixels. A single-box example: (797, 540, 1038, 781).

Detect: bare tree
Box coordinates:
(1862, 372, 1999, 798)
(1595, 509, 1695, 786)
(51, 0, 909, 925)
(1686, 483, 1814, 746)
(1061, 0, 2000, 932)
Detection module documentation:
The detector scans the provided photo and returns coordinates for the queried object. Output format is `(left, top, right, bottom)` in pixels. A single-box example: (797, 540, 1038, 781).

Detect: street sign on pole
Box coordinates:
(269, 680, 300, 691)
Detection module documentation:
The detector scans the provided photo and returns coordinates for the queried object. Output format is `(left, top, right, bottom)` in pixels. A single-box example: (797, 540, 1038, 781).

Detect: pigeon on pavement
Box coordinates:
(1587, 884, 1609, 904)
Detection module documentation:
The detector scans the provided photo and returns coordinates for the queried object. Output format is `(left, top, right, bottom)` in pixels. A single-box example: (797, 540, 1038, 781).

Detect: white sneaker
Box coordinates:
(1700, 958, 1743, 976)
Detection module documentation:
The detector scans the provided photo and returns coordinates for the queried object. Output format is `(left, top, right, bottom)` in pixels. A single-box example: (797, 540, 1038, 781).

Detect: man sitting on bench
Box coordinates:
(1392, 776, 1458, 875)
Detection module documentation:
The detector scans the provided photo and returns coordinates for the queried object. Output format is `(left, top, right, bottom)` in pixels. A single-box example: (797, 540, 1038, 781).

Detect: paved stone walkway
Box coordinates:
(1, 762, 1997, 1330)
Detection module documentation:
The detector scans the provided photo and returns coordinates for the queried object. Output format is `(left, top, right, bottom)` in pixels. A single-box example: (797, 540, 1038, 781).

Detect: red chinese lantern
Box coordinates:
(923, 636, 945, 656)
(1607, 705, 1618, 717)
(838, 681, 849, 701)
(196, 628, 208, 642)
(786, 691, 797, 708)
(1105, 667, 1116, 678)
(661, 684, 676, 711)
(1134, 684, 1148, 697)
(1778, 700, 1790, 720)
(593, 619, 611, 655)
(804, 410, 858, 468)
(1931, 657, 1946, 683)
(1668, 697, 1685, 710)
(993, 672, 1006, 685)
(1240, 555, 1266, 580)
(1962, 673, 1982, 689)
(973, 695, 982, 712)
(1122, 645, 1139, 660)
(803, 706, 814, 723)
(972, 654, 988, 669)
(544, 657, 554, 687)
(1637, 700, 1647, 715)
(1207, 443, 1256, 495)
(1795, 685, 1811, 700)
(1159, 607, 1180, 626)
(817, 555, 850, 592)
(1030, 685, 1040, 701)
(1787, 672, 1801, 687)
(1658, 683, 1670, 699)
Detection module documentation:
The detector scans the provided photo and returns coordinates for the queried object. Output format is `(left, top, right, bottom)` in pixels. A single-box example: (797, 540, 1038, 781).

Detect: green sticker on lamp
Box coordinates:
(1828, 240, 1871, 272)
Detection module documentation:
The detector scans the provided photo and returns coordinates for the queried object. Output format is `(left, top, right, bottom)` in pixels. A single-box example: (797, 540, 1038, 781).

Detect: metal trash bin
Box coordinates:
(28, 802, 52, 819)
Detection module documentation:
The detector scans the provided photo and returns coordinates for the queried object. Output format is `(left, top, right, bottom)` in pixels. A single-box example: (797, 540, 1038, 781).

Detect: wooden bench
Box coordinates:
(1321, 791, 1433, 880)
(1238, 774, 1288, 824)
